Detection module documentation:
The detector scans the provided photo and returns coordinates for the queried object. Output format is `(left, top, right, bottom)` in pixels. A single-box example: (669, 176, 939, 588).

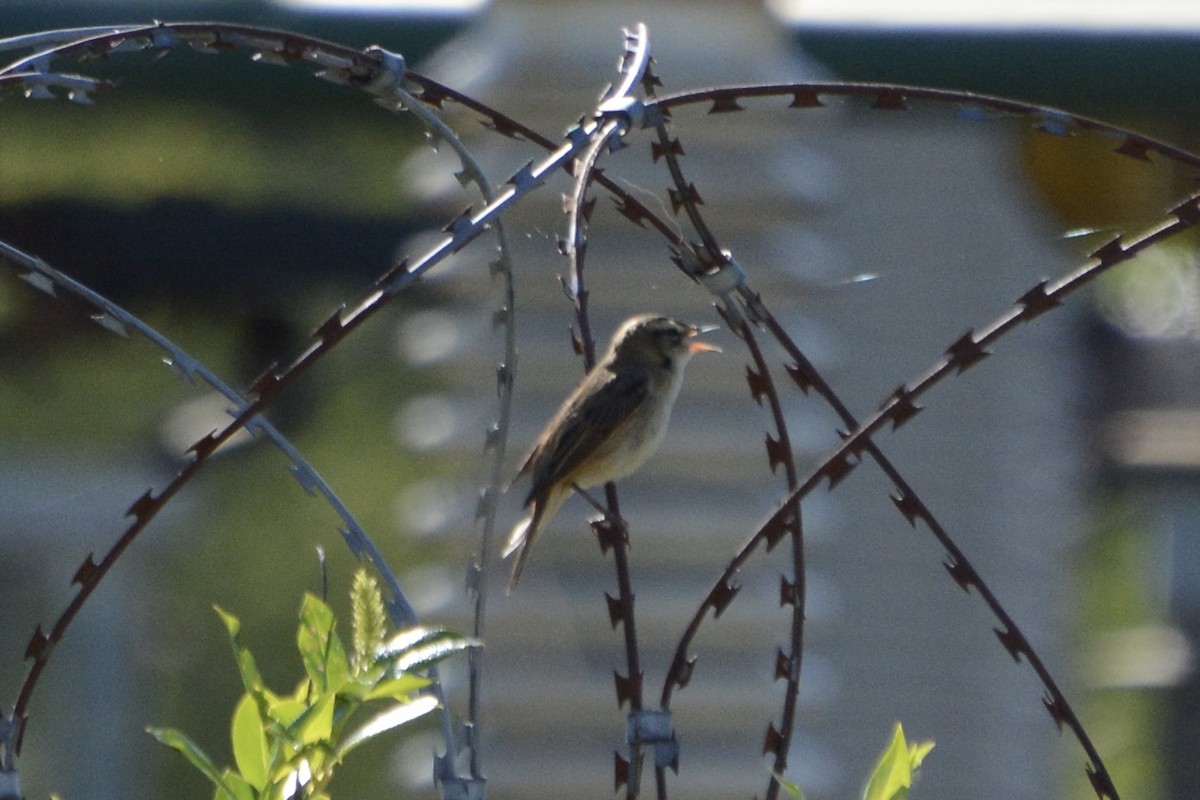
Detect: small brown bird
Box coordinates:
(503, 314, 720, 592)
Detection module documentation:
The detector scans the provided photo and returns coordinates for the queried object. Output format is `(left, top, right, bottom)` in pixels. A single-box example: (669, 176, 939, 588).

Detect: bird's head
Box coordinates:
(609, 314, 721, 370)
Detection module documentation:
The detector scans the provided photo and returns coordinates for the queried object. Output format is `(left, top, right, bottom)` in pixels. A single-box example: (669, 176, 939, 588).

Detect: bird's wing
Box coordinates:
(523, 367, 649, 505)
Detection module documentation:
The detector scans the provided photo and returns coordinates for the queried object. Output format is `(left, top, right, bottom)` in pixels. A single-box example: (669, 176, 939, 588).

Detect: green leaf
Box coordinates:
(351, 568, 387, 676)
(338, 695, 439, 757)
(862, 723, 934, 800)
(268, 697, 309, 730)
(908, 739, 935, 772)
(772, 772, 806, 800)
(213, 770, 257, 800)
(231, 695, 269, 791)
(290, 692, 336, 745)
(215, 605, 264, 695)
(362, 674, 431, 702)
(147, 726, 236, 796)
(378, 626, 476, 674)
(298, 594, 350, 695)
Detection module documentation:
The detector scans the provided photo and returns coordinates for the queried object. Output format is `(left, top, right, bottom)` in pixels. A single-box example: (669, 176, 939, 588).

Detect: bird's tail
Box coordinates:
(504, 518, 534, 595)
(503, 487, 566, 594)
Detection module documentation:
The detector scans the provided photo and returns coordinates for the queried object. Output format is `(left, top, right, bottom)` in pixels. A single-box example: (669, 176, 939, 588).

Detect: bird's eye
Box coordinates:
(663, 327, 683, 344)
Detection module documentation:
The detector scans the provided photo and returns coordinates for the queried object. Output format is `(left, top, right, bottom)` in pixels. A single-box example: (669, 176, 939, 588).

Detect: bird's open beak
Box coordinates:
(686, 324, 722, 353)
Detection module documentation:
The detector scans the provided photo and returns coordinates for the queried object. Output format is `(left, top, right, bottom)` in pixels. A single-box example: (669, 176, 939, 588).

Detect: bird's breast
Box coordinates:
(572, 366, 682, 487)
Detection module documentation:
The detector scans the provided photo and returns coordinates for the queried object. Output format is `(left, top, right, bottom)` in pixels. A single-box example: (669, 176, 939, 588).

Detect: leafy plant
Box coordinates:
(147, 568, 473, 800)
(776, 723, 934, 800)
(862, 723, 935, 800)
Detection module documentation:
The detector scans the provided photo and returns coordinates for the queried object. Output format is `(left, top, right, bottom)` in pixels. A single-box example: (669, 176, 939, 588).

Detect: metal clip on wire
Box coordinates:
(595, 95, 646, 132)
(0, 714, 18, 800)
(437, 756, 485, 800)
(363, 45, 406, 95)
(686, 247, 748, 326)
(701, 250, 746, 296)
(628, 709, 680, 771)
